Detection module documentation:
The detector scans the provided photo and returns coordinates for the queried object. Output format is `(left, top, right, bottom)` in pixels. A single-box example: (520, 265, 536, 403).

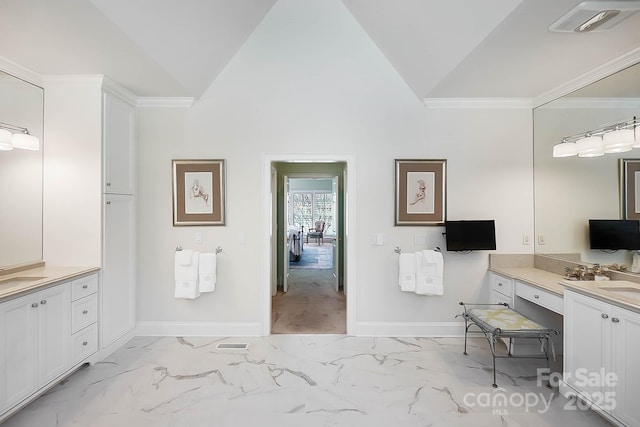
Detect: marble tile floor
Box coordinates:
(2, 335, 612, 427)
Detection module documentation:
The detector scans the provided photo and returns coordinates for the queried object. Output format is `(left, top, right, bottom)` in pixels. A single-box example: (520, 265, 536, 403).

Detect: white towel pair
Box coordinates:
(398, 250, 444, 295)
(174, 250, 217, 299)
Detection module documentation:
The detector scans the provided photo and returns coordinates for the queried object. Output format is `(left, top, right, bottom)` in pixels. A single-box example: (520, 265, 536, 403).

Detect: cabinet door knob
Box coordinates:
(498, 283, 503, 286)
(612, 318, 620, 323)
(82, 284, 88, 289)
(83, 310, 88, 315)
(106, 201, 111, 205)
(40, 300, 46, 305)
(601, 313, 609, 319)
(534, 294, 540, 299)
(82, 341, 88, 346)
(31, 303, 38, 308)
(106, 182, 111, 187)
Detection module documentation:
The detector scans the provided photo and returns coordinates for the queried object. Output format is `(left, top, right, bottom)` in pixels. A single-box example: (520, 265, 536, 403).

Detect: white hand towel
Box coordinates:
(398, 252, 416, 292)
(415, 250, 443, 295)
(175, 249, 194, 266)
(175, 250, 200, 299)
(199, 252, 217, 292)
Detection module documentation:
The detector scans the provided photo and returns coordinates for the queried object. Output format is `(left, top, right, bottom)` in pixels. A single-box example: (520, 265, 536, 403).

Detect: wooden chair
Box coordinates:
(306, 220, 325, 244)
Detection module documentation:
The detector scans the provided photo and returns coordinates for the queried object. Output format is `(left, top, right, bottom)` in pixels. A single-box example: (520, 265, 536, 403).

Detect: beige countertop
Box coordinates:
(561, 280, 640, 314)
(490, 265, 640, 314)
(489, 266, 566, 296)
(0, 265, 99, 300)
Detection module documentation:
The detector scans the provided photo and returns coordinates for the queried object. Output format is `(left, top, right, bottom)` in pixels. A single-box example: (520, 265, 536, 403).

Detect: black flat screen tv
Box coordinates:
(445, 220, 496, 251)
(589, 219, 640, 250)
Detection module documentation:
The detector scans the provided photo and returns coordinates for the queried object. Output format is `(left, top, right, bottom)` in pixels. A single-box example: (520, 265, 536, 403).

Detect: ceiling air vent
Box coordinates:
(549, 1, 640, 32)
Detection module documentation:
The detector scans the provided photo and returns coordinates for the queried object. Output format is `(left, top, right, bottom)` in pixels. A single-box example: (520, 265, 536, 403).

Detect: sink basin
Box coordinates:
(598, 286, 640, 300)
(0, 276, 48, 286)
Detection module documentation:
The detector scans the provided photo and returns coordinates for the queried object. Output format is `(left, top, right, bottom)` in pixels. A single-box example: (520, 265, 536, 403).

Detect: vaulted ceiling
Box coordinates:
(1, 0, 639, 100)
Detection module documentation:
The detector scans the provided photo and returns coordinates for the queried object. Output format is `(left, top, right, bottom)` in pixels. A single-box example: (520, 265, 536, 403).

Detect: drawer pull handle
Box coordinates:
(498, 283, 503, 286)
(31, 303, 38, 308)
(40, 300, 47, 304)
(82, 284, 88, 289)
(601, 314, 609, 319)
(612, 318, 620, 323)
(82, 341, 88, 346)
(83, 310, 88, 315)
(534, 295, 539, 299)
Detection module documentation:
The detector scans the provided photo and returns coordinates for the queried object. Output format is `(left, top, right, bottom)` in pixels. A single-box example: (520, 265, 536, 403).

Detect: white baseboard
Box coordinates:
(100, 328, 137, 360)
(354, 321, 466, 337)
(135, 321, 263, 337)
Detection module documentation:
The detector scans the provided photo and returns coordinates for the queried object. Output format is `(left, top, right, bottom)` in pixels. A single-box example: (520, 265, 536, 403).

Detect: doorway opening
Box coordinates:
(270, 163, 346, 334)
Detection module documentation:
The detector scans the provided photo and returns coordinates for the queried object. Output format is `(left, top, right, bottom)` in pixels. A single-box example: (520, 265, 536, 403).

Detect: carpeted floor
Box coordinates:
(272, 268, 345, 334)
(289, 242, 333, 270)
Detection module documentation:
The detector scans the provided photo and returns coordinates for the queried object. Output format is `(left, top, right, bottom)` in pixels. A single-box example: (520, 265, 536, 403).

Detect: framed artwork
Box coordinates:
(172, 159, 226, 226)
(395, 159, 446, 226)
(620, 159, 640, 220)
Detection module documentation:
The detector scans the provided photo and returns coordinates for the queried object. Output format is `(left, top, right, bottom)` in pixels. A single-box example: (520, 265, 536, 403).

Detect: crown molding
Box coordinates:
(533, 47, 640, 108)
(42, 74, 105, 88)
(539, 97, 640, 109)
(136, 97, 195, 108)
(423, 98, 532, 109)
(0, 56, 43, 88)
(102, 76, 138, 106)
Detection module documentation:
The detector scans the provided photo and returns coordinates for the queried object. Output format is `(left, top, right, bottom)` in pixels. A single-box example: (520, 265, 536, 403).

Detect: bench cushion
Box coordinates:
(468, 307, 545, 331)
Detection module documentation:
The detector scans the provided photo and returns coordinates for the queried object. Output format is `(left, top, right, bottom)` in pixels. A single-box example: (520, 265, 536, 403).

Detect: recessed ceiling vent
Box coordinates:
(549, 1, 640, 32)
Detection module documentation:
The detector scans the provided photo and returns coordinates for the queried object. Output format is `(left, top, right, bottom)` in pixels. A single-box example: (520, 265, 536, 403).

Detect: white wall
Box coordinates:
(43, 77, 103, 266)
(135, 0, 533, 335)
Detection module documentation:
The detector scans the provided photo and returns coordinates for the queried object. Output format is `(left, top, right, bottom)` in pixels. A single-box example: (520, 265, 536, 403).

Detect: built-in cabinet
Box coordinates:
(0, 273, 98, 419)
(489, 272, 513, 306)
(564, 289, 640, 426)
(101, 90, 136, 355)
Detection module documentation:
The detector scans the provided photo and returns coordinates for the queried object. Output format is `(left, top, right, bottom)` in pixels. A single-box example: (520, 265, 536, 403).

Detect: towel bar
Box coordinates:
(394, 246, 441, 254)
(176, 246, 222, 253)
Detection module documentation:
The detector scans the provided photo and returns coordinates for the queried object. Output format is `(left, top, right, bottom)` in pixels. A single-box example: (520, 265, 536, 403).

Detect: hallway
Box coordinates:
(272, 247, 346, 334)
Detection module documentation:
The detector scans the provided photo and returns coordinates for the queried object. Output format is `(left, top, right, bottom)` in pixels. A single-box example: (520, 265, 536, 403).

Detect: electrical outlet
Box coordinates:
(414, 234, 426, 245)
(538, 234, 546, 245)
(522, 234, 531, 245)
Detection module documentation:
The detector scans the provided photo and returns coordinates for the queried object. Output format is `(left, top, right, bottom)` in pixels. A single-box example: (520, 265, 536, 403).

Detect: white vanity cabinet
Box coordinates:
(564, 289, 640, 426)
(489, 272, 514, 306)
(0, 283, 70, 413)
(0, 272, 99, 421)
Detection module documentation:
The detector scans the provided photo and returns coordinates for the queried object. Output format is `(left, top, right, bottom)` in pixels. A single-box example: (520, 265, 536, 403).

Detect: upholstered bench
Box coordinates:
(458, 302, 558, 387)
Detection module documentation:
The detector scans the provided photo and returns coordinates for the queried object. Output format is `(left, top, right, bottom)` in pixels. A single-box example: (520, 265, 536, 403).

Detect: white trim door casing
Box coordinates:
(262, 154, 356, 336)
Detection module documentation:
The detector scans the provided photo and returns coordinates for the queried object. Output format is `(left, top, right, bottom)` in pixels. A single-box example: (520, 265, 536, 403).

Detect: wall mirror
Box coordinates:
(0, 70, 44, 269)
(534, 62, 640, 268)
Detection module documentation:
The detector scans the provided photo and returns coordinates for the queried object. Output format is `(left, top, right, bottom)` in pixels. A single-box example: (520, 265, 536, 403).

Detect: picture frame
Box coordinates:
(172, 159, 226, 226)
(395, 159, 446, 226)
(620, 159, 640, 221)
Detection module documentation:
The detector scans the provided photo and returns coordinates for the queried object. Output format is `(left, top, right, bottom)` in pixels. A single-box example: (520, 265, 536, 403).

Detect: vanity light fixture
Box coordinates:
(552, 139, 578, 157)
(576, 135, 604, 157)
(554, 117, 638, 158)
(602, 127, 634, 153)
(0, 121, 40, 151)
(0, 129, 13, 151)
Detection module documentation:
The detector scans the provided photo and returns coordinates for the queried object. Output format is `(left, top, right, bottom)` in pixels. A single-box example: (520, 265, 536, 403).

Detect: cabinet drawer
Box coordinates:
(516, 281, 563, 315)
(71, 275, 98, 301)
(490, 273, 513, 298)
(71, 294, 97, 333)
(71, 323, 98, 365)
(490, 290, 512, 307)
